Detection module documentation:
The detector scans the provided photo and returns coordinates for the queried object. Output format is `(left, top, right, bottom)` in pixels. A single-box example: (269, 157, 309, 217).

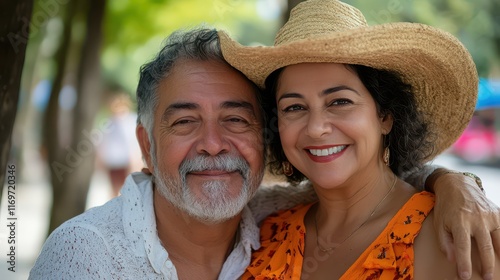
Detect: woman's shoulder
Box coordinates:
(415, 209, 500, 279)
(413, 211, 456, 278)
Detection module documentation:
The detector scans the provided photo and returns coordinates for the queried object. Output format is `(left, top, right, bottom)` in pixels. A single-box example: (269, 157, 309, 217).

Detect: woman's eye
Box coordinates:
(282, 104, 304, 112)
(330, 99, 352, 106)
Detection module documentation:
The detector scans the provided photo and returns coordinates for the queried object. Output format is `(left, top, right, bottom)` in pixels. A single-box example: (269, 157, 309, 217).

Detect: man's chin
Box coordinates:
(182, 198, 247, 224)
(187, 177, 245, 195)
(154, 173, 253, 224)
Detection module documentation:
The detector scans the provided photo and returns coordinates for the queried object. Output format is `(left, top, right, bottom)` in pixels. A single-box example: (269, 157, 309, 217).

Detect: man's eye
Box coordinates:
(225, 117, 249, 124)
(172, 119, 194, 126)
(222, 116, 254, 133)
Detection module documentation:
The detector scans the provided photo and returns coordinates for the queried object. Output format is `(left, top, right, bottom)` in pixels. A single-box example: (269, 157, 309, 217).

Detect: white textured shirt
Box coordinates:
(29, 172, 317, 280)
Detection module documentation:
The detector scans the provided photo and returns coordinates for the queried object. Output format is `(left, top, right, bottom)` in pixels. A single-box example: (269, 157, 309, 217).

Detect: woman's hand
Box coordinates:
(431, 171, 500, 280)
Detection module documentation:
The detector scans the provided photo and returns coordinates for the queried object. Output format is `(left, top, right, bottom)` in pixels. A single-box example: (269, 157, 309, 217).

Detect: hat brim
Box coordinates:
(219, 22, 478, 161)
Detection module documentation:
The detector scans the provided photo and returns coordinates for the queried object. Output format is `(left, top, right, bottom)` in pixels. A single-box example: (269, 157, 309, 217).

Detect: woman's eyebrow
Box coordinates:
(278, 85, 359, 102)
(277, 92, 303, 102)
(322, 85, 359, 96)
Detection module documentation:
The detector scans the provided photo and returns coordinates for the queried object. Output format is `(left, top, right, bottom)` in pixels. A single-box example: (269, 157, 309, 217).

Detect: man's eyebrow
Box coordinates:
(221, 101, 256, 116)
(161, 102, 198, 121)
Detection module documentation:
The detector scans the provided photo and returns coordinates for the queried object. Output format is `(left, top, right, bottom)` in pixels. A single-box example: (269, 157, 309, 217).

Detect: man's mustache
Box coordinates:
(179, 154, 250, 180)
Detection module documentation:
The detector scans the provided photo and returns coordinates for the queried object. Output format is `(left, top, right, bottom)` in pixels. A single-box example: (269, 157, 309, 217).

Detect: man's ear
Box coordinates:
(136, 124, 155, 174)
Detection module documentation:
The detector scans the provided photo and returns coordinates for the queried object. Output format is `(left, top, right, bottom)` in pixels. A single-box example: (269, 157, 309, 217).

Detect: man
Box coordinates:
(29, 28, 499, 280)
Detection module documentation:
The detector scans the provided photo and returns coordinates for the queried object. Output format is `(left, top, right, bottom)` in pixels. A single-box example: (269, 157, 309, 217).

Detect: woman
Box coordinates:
(219, 0, 500, 278)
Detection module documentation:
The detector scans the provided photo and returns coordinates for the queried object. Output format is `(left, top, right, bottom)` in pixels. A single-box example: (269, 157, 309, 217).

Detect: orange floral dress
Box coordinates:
(243, 192, 435, 280)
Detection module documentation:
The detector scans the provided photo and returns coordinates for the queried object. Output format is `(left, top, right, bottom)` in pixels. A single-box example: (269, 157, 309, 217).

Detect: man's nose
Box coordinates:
(195, 121, 230, 156)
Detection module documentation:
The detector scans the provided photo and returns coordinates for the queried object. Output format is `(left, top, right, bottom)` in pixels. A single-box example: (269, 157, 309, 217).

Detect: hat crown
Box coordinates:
(275, 0, 368, 46)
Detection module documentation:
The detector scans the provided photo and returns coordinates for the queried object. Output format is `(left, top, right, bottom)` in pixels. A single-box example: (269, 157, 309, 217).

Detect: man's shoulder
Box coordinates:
(60, 172, 151, 235)
(29, 197, 138, 280)
(29, 182, 161, 280)
(55, 196, 125, 242)
(32, 198, 128, 268)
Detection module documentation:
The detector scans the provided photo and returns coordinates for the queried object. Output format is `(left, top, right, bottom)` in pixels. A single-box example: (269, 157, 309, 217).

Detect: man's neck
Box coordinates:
(153, 188, 241, 279)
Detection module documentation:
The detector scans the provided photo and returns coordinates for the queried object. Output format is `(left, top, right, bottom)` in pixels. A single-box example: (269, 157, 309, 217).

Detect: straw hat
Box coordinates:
(219, 0, 478, 161)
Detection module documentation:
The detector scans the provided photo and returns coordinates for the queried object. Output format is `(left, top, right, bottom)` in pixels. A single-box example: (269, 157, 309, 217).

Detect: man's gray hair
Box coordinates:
(136, 28, 225, 138)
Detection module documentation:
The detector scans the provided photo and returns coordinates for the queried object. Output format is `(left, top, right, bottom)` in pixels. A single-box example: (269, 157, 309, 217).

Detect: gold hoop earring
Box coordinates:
(282, 161, 294, 176)
(383, 147, 390, 166)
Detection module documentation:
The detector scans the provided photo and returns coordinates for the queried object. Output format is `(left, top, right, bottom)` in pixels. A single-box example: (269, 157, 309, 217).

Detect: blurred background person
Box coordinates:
(97, 92, 142, 196)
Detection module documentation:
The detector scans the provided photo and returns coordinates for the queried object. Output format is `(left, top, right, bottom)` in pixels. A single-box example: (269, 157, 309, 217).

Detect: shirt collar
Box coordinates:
(218, 205, 261, 280)
(121, 172, 261, 278)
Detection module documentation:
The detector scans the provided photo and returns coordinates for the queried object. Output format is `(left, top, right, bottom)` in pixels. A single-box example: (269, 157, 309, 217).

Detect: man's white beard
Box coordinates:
(153, 154, 262, 224)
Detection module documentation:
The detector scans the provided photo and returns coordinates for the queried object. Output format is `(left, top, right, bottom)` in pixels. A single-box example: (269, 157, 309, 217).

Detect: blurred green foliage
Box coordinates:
(102, 0, 281, 94)
(25, 0, 500, 103)
(344, 0, 499, 77)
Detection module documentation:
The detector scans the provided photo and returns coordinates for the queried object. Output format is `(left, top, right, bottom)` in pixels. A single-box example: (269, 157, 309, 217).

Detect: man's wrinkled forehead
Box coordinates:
(157, 59, 262, 118)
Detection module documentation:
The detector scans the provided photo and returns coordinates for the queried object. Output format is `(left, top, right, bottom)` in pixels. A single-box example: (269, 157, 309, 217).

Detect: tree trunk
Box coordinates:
(42, 0, 76, 236)
(13, 1, 50, 181)
(47, 0, 106, 234)
(0, 0, 34, 203)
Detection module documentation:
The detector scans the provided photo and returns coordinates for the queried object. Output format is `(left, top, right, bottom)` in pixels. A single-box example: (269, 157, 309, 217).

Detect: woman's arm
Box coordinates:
(404, 165, 500, 280)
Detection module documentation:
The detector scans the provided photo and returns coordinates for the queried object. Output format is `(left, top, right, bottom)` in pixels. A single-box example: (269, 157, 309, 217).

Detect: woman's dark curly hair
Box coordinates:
(263, 64, 436, 184)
